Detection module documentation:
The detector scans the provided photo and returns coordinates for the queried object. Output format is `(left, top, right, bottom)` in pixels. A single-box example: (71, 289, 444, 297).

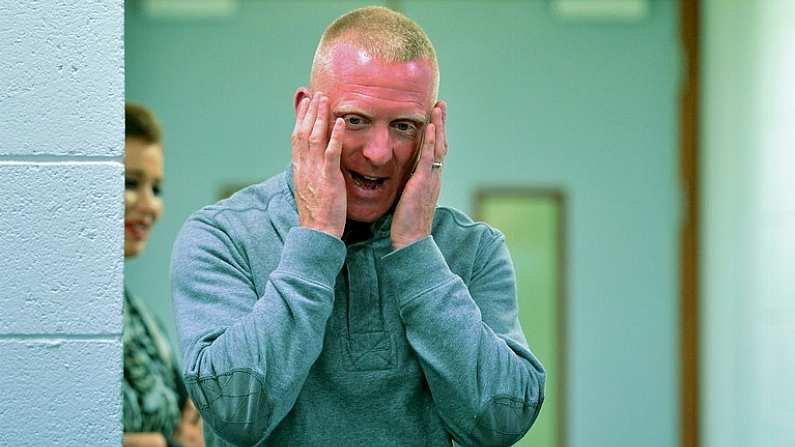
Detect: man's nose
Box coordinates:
(361, 125, 393, 166)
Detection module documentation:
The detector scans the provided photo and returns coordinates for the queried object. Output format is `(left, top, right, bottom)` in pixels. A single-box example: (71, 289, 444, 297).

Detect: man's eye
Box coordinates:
(344, 115, 365, 127)
(393, 122, 417, 134)
(152, 185, 162, 197)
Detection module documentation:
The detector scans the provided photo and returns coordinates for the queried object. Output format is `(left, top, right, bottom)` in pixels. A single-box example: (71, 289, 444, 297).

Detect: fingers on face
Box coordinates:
(437, 100, 448, 123)
(310, 95, 329, 150)
(293, 93, 333, 162)
(295, 97, 310, 129)
(291, 97, 311, 159)
(421, 123, 436, 175)
(432, 105, 447, 160)
(301, 92, 321, 133)
(325, 118, 345, 175)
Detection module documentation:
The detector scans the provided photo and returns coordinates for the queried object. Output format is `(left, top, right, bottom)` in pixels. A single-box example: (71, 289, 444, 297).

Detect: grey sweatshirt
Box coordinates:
(170, 169, 545, 446)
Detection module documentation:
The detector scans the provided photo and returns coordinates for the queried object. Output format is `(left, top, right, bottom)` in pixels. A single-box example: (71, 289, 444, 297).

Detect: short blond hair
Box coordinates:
(310, 6, 439, 97)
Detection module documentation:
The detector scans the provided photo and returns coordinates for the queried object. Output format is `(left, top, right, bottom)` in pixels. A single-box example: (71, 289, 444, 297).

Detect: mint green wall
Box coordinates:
(701, 1, 795, 445)
(480, 195, 562, 447)
(126, 1, 680, 446)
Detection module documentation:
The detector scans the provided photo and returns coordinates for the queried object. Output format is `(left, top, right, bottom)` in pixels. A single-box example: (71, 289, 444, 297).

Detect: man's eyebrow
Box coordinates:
(401, 114, 429, 124)
(333, 106, 371, 117)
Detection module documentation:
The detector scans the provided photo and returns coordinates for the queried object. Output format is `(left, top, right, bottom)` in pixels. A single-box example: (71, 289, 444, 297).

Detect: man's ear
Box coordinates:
(294, 87, 312, 115)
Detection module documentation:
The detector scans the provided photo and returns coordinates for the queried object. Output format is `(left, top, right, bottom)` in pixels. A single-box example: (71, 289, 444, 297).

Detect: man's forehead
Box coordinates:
(320, 43, 436, 95)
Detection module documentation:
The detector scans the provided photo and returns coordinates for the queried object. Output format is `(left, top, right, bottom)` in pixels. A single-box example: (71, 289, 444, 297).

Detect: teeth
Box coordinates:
(362, 175, 379, 181)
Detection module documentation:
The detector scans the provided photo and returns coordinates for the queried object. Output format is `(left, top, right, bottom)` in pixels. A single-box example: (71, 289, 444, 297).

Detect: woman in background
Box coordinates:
(123, 103, 204, 447)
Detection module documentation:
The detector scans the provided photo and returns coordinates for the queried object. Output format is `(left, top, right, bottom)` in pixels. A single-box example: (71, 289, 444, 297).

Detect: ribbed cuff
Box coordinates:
(277, 227, 346, 287)
(381, 236, 455, 305)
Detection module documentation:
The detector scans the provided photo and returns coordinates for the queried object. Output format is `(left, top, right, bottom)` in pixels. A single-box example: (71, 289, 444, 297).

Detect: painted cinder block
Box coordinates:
(0, 162, 123, 335)
(0, 339, 122, 446)
(0, 0, 123, 156)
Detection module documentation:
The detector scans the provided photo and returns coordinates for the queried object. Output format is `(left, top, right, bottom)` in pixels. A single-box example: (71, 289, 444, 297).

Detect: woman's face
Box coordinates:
(124, 137, 164, 258)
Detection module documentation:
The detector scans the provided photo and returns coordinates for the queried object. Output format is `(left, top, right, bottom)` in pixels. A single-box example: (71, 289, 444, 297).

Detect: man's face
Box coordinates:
(311, 44, 436, 223)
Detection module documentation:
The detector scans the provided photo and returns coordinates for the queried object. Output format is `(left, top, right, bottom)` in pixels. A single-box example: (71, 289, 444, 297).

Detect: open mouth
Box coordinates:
(349, 170, 387, 190)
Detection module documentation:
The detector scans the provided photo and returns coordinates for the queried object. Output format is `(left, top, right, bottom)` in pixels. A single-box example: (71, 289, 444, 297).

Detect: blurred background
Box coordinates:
(124, 1, 794, 446)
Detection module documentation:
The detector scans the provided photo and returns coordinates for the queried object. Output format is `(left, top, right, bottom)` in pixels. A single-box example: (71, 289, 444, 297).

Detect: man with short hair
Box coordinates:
(172, 7, 545, 447)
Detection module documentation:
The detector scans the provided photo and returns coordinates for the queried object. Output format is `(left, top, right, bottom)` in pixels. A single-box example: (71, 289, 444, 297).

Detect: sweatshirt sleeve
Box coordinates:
(170, 212, 345, 447)
(380, 231, 545, 447)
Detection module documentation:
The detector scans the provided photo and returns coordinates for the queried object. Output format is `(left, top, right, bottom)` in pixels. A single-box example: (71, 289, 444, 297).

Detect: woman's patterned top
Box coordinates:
(122, 288, 186, 437)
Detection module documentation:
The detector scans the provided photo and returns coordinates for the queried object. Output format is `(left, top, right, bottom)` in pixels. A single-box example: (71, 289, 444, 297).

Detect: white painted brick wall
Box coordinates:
(0, 340, 122, 445)
(0, 0, 124, 445)
(0, 164, 123, 334)
(0, 0, 124, 156)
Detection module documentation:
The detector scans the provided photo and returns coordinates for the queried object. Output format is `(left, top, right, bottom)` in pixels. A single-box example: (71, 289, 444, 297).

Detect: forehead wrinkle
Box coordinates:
(344, 90, 426, 106)
(346, 81, 428, 96)
(332, 85, 431, 116)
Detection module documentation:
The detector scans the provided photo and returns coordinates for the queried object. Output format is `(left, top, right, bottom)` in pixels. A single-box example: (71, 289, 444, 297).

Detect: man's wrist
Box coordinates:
(391, 233, 429, 251)
(302, 223, 343, 240)
(278, 227, 347, 287)
(382, 236, 455, 304)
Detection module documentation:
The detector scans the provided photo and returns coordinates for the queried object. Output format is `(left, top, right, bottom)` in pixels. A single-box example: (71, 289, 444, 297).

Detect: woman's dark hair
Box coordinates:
(125, 102, 161, 144)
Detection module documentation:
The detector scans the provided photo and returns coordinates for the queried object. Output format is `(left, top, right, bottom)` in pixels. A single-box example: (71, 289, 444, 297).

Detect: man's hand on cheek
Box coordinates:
(390, 102, 448, 250)
(291, 92, 347, 238)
